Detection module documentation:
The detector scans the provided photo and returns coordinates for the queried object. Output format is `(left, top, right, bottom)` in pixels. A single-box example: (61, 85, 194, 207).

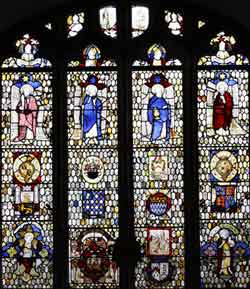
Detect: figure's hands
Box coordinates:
(16, 101, 23, 113)
(220, 95, 226, 104)
(153, 108, 160, 119)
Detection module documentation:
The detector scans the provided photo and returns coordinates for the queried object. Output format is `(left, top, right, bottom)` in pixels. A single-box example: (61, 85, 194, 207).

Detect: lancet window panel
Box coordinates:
(67, 45, 119, 288)
(198, 32, 250, 288)
(132, 43, 185, 289)
(1, 34, 54, 288)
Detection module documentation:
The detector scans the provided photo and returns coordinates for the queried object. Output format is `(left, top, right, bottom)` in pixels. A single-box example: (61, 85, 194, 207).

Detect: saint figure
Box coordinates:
(213, 81, 233, 135)
(80, 75, 105, 143)
(145, 74, 175, 142)
(217, 229, 234, 276)
(14, 75, 41, 142)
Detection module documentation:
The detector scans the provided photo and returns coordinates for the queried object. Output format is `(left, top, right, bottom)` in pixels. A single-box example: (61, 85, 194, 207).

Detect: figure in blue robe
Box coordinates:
(80, 75, 105, 143)
(82, 94, 103, 142)
(148, 95, 171, 142)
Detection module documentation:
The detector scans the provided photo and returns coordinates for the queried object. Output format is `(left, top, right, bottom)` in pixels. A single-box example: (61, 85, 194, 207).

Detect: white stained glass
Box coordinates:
(67, 12, 85, 38)
(99, 6, 117, 38)
(132, 6, 149, 38)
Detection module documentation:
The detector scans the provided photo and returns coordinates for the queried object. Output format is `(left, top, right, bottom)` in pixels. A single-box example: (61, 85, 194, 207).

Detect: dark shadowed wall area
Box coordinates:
(0, 0, 250, 33)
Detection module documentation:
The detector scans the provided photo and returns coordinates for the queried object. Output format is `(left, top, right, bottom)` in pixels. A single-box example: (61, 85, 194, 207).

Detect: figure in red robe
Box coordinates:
(14, 75, 41, 142)
(213, 81, 233, 132)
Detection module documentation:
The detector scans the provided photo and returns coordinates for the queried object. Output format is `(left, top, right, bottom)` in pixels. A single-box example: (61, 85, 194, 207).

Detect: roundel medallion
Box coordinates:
(13, 153, 41, 184)
(210, 151, 237, 182)
(82, 156, 104, 184)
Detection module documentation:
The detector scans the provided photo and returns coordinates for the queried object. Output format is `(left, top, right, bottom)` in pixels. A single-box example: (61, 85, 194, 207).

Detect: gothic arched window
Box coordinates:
(0, 2, 249, 289)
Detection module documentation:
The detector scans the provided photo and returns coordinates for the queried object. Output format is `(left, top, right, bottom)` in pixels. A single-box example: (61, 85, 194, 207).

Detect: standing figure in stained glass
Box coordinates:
(13, 75, 41, 142)
(145, 74, 174, 142)
(201, 72, 245, 136)
(209, 225, 237, 278)
(213, 80, 233, 135)
(218, 230, 234, 277)
(80, 75, 105, 143)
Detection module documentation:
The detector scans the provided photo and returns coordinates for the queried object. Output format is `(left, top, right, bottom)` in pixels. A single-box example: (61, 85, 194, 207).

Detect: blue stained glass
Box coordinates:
(82, 191, 105, 218)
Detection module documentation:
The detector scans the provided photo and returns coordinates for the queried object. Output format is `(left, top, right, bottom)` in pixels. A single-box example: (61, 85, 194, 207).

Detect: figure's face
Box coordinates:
(21, 84, 34, 97)
(154, 49, 162, 60)
(19, 161, 35, 183)
(219, 229, 230, 240)
(152, 84, 164, 97)
(88, 48, 97, 60)
(217, 82, 228, 94)
(24, 232, 34, 244)
(86, 84, 98, 96)
(24, 43, 32, 54)
(215, 158, 233, 180)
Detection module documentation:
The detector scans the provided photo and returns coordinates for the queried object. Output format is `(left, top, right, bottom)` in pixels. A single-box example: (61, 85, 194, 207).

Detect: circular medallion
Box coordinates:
(82, 156, 104, 184)
(210, 151, 237, 182)
(13, 154, 41, 184)
(146, 192, 171, 216)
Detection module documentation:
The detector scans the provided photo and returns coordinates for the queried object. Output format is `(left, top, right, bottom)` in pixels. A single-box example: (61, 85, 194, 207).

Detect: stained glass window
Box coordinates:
(198, 32, 250, 287)
(1, 35, 53, 288)
(67, 46, 119, 288)
(0, 3, 249, 289)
